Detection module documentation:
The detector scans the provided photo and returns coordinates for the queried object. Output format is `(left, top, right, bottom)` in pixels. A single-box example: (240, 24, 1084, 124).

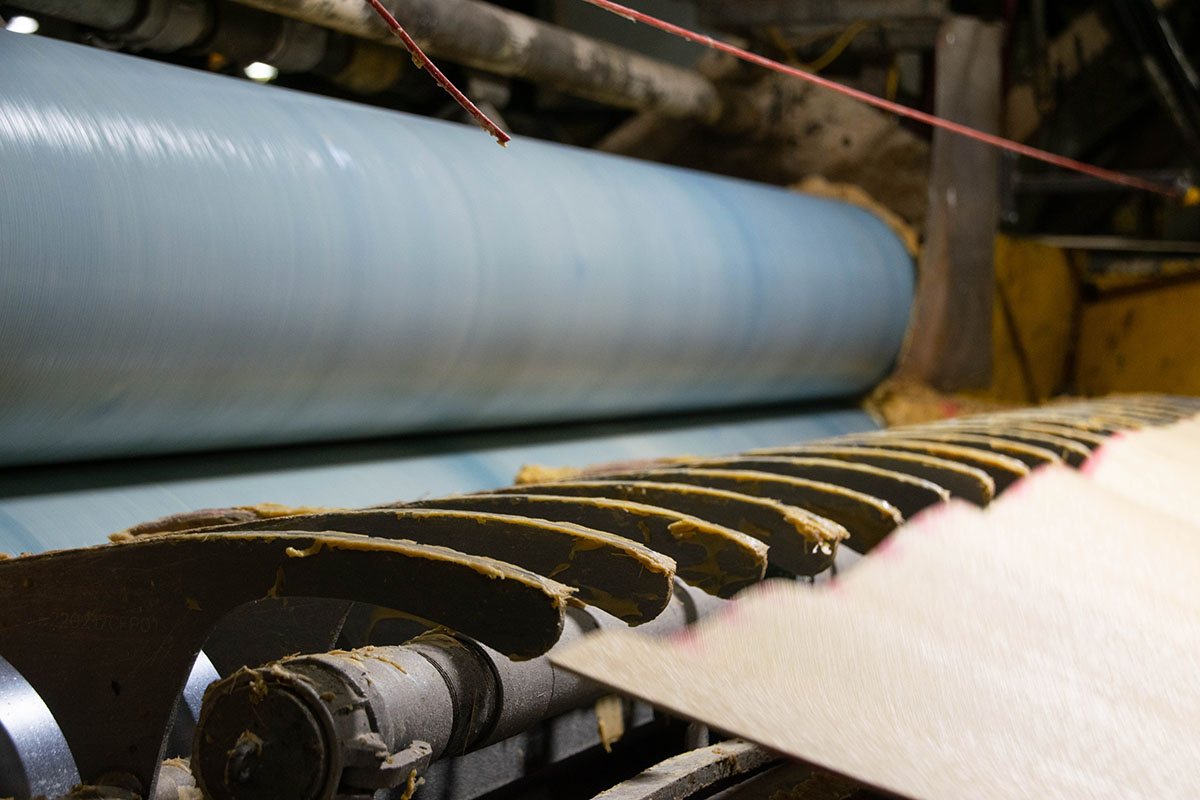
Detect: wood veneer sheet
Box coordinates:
(553, 465, 1200, 799)
(1082, 416, 1200, 528)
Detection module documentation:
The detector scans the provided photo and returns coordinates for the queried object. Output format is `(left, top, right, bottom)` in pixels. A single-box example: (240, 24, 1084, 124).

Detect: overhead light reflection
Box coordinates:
(243, 62, 279, 83)
(5, 15, 39, 34)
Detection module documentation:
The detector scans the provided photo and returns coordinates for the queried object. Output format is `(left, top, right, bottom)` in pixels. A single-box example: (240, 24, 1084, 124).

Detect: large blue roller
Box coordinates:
(0, 30, 912, 466)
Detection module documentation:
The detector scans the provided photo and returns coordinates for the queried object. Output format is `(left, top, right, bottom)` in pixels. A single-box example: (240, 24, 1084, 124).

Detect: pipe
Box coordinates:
(10, 0, 355, 79)
(13, 0, 723, 121)
(225, 0, 724, 121)
(0, 31, 913, 468)
(7, 0, 140, 31)
(193, 585, 725, 800)
(14, 0, 720, 118)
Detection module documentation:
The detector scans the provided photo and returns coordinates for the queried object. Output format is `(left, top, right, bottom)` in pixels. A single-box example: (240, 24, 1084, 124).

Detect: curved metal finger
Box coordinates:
(677, 456, 949, 520)
(992, 409, 1144, 435)
(749, 445, 995, 507)
(591, 469, 903, 553)
(839, 431, 1060, 469)
(191, 509, 675, 624)
(820, 440, 1029, 493)
(396, 495, 763, 599)
(0, 532, 571, 797)
(932, 417, 1107, 449)
(113, 503, 332, 538)
(889, 423, 1093, 465)
(500, 481, 845, 576)
(1103, 394, 1200, 419)
(1052, 399, 1182, 424)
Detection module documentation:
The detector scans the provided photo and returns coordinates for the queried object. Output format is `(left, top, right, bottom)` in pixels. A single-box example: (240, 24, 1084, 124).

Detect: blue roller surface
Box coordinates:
(0, 406, 876, 553)
(0, 31, 912, 467)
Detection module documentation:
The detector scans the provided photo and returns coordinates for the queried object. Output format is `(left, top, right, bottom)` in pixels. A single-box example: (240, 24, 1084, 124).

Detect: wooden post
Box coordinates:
(898, 16, 1004, 390)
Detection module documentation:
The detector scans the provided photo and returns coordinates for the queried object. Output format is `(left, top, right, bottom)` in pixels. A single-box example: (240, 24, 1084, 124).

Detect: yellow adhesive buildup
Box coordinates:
(285, 540, 325, 558)
(358, 645, 409, 674)
(239, 502, 330, 518)
(266, 566, 286, 598)
(399, 769, 425, 800)
(514, 463, 582, 484)
(595, 695, 626, 753)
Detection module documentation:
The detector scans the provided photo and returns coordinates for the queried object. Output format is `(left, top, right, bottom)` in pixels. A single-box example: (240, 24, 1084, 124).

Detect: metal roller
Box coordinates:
(0, 405, 876, 554)
(0, 30, 914, 467)
(192, 585, 725, 800)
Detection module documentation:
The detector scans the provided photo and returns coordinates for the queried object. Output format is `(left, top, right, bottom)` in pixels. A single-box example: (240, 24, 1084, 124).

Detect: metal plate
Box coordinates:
(194, 507, 678, 623)
(400, 495, 766, 600)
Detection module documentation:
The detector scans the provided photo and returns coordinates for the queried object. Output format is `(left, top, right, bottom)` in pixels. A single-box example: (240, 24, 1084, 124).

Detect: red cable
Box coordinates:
(364, 0, 511, 146)
(581, 0, 1188, 202)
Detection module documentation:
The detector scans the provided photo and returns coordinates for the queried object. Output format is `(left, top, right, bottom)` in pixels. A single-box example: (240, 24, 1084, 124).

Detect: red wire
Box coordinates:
(364, 0, 511, 146)
(580, 0, 1186, 201)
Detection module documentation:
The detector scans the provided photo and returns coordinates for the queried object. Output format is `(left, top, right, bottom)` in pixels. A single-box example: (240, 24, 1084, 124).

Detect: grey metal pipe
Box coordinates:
(13, 0, 720, 119)
(193, 585, 724, 800)
(9, 0, 213, 51)
(10, 0, 330, 72)
(225, 0, 724, 121)
(7, 0, 140, 31)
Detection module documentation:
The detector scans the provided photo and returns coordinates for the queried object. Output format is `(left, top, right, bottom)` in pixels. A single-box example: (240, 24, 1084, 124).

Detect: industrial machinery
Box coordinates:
(2, 0, 1198, 798)
(2, 394, 1196, 800)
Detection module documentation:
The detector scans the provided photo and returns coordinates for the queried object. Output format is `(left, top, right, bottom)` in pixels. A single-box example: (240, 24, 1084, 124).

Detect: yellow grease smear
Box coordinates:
(514, 463, 582, 484)
(266, 566, 286, 598)
(782, 507, 848, 546)
(185, 596, 202, 612)
(582, 586, 646, 623)
(595, 695, 626, 752)
(285, 540, 325, 558)
(357, 645, 409, 674)
(232, 666, 269, 704)
(238, 502, 332, 518)
(668, 518, 767, 560)
(399, 769, 425, 800)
